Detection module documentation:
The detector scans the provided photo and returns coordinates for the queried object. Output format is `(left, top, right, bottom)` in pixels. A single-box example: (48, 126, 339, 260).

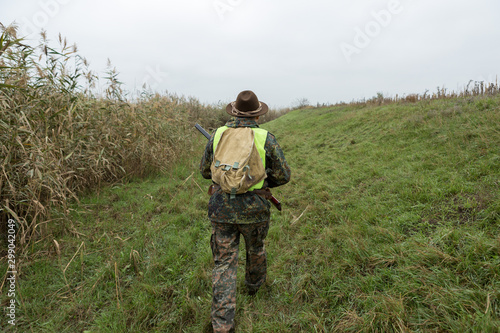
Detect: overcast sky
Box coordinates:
(2, 0, 499, 108)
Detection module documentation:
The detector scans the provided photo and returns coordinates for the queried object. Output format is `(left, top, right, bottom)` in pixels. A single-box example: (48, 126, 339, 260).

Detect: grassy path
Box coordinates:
(2, 96, 499, 332)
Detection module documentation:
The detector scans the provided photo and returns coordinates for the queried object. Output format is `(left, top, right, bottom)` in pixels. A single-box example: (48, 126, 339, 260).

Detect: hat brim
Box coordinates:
(226, 101, 269, 117)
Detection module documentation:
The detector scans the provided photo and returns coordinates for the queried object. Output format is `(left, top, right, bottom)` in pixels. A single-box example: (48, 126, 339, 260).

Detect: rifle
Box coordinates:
(195, 123, 282, 211)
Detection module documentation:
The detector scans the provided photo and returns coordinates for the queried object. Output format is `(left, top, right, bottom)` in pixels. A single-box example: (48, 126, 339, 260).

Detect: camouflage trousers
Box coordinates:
(210, 220, 270, 333)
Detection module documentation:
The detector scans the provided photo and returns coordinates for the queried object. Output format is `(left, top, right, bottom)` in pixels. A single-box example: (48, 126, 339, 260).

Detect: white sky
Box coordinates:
(1, 0, 499, 107)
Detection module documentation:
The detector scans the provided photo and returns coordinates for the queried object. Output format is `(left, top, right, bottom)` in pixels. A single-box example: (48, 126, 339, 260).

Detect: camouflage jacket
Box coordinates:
(200, 117, 291, 223)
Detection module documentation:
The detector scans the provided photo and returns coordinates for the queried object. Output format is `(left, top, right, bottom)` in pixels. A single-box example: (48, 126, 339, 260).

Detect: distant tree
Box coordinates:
(292, 97, 310, 109)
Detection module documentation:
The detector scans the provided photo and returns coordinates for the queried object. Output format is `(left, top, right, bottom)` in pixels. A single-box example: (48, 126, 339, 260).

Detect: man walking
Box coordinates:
(200, 90, 291, 332)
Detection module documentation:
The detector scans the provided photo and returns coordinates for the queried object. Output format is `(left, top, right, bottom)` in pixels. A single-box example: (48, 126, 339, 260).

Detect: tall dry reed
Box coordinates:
(0, 24, 226, 249)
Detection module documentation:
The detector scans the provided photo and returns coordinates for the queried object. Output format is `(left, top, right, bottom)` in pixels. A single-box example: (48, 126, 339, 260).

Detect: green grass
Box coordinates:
(2, 95, 499, 332)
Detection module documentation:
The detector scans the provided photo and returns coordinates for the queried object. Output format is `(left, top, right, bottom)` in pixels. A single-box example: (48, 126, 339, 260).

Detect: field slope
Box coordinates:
(2, 95, 499, 332)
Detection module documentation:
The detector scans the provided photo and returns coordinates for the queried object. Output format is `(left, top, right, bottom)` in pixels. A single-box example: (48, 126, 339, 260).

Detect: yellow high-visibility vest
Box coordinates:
(213, 126, 268, 191)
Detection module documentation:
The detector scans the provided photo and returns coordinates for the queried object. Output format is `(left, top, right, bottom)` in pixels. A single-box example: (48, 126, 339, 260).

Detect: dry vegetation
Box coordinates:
(338, 81, 500, 107)
(0, 24, 220, 249)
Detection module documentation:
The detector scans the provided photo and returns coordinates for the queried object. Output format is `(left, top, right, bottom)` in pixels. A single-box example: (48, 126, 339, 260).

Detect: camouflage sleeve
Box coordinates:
(200, 134, 214, 179)
(264, 132, 291, 188)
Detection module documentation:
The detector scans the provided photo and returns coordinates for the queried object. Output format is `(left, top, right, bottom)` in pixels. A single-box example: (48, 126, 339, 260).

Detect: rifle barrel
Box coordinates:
(195, 123, 211, 139)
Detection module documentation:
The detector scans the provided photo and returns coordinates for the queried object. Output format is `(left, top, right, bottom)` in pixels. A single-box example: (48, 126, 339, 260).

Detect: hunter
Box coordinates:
(200, 90, 291, 332)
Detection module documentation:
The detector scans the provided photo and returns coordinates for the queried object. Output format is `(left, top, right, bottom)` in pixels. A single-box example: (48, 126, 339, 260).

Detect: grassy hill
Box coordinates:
(2, 95, 499, 332)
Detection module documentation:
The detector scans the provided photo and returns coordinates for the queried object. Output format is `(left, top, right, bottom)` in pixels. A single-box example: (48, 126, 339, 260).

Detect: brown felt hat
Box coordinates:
(226, 90, 269, 117)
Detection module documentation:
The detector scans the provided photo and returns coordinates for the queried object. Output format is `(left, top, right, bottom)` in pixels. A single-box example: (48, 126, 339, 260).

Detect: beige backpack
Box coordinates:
(211, 127, 267, 198)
